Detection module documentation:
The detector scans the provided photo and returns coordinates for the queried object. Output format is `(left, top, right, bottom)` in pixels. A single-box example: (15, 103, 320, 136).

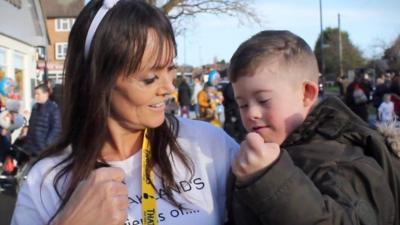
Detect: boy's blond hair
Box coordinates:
(383, 93, 392, 102)
(228, 30, 319, 85)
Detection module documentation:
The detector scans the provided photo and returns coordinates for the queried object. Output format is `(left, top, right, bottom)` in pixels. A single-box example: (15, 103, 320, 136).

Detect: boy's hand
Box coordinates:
(54, 167, 128, 225)
(232, 132, 281, 184)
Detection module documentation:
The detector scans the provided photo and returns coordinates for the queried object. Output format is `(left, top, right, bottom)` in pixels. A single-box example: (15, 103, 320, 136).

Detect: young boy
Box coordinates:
(227, 30, 399, 225)
(378, 93, 395, 123)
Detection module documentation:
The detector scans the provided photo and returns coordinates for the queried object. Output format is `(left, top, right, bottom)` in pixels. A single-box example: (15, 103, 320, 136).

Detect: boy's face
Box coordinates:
(233, 62, 310, 145)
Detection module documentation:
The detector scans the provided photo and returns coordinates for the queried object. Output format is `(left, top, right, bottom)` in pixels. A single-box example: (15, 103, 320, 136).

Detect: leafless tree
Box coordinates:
(369, 38, 389, 59)
(384, 35, 400, 71)
(144, 0, 261, 34)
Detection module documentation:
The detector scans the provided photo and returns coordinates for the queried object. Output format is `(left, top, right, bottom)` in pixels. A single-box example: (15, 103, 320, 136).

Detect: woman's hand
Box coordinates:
(53, 167, 129, 225)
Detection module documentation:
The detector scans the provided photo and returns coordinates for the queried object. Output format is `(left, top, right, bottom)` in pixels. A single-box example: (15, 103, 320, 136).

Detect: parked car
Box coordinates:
(319, 76, 325, 96)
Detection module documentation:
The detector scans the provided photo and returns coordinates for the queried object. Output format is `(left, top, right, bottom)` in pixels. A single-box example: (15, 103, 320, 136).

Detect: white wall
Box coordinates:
(0, 0, 48, 47)
(0, 34, 36, 112)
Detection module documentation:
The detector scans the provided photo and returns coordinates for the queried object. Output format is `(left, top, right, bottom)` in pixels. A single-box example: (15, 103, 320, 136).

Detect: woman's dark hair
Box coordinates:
(35, 0, 193, 223)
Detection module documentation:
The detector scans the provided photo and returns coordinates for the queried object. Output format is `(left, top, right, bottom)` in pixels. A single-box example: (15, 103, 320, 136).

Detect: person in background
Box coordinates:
(12, 1, 238, 225)
(24, 83, 61, 156)
(378, 93, 396, 123)
(191, 77, 203, 118)
(362, 73, 373, 101)
(0, 110, 12, 165)
(209, 85, 224, 126)
(372, 76, 389, 116)
(345, 70, 370, 122)
(390, 73, 400, 96)
(226, 30, 399, 225)
(336, 75, 350, 99)
(197, 82, 213, 121)
(165, 97, 179, 115)
(222, 82, 246, 143)
(0, 99, 24, 166)
(177, 76, 191, 118)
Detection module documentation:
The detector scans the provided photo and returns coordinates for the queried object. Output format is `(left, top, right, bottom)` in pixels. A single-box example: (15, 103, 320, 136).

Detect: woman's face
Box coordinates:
(109, 33, 176, 132)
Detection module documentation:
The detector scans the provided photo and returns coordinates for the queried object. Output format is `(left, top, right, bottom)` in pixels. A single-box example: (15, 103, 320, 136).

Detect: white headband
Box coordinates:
(84, 0, 120, 58)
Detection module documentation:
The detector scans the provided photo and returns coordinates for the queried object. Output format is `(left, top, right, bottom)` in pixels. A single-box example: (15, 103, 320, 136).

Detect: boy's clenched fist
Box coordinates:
(232, 132, 281, 184)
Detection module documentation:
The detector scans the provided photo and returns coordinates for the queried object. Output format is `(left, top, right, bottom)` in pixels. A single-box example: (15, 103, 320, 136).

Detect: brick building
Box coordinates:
(40, 0, 84, 84)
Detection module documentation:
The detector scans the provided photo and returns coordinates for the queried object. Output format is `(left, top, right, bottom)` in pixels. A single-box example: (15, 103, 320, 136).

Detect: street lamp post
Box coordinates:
(338, 13, 343, 78)
(36, 46, 48, 84)
(43, 46, 48, 84)
(319, 0, 325, 77)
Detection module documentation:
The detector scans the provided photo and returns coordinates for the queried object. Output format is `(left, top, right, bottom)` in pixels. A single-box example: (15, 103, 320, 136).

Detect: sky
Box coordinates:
(174, 0, 400, 67)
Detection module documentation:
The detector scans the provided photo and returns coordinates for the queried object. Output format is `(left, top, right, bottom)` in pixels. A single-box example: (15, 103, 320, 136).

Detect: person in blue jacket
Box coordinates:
(24, 83, 61, 156)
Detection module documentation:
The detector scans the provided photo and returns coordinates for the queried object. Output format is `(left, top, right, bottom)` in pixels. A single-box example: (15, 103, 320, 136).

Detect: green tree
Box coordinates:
(383, 35, 400, 71)
(314, 27, 365, 80)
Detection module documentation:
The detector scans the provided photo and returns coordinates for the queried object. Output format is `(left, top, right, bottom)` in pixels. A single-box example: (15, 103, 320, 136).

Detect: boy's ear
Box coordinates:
(302, 81, 319, 107)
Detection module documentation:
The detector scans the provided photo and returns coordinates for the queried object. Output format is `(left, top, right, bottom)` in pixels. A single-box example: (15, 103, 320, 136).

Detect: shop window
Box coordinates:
(55, 42, 68, 60)
(14, 53, 23, 69)
(12, 53, 24, 100)
(55, 18, 75, 32)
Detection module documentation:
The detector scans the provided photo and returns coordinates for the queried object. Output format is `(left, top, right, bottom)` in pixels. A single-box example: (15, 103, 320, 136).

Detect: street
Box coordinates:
(0, 183, 16, 225)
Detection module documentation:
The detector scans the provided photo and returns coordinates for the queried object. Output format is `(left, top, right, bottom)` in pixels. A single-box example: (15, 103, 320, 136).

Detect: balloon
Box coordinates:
(0, 110, 11, 129)
(8, 113, 25, 132)
(6, 99, 21, 112)
(207, 70, 220, 86)
(0, 77, 14, 97)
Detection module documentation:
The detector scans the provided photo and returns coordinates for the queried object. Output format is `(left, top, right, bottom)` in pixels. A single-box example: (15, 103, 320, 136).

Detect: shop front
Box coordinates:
(0, 34, 37, 110)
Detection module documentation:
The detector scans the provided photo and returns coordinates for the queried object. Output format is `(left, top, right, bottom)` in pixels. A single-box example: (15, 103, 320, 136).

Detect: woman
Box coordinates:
(11, 1, 238, 225)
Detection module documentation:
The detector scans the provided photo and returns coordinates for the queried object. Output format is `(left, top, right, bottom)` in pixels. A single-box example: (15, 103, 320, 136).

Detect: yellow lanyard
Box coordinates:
(141, 129, 158, 225)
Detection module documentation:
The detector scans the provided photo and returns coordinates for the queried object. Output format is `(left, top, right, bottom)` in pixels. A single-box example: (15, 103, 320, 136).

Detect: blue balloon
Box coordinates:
(207, 70, 220, 85)
(0, 77, 12, 97)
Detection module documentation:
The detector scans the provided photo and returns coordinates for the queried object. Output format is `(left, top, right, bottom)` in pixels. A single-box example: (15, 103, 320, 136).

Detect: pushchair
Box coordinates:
(0, 144, 31, 193)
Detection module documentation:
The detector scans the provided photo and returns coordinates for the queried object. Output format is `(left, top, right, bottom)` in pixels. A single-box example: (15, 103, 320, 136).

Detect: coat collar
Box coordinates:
(282, 96, 367, 147)
(282, 96, 400, 159)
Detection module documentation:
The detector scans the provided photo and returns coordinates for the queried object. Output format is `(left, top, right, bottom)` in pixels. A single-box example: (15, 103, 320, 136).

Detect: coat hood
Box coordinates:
(284, 96, 400, 159)
(376, 122, 400, 158)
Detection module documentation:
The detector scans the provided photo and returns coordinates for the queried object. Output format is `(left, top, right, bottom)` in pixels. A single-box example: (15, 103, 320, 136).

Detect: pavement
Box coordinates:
(0, 181, 16, 225)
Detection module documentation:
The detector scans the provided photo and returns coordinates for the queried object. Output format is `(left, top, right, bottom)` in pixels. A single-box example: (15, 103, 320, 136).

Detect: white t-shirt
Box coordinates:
(378, 101, 395, 122)
(11, 118, 239, 225)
